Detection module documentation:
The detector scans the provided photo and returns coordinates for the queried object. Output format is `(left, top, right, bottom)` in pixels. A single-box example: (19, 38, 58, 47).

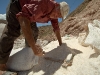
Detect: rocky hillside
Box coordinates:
(0, 0, 99, 41)
(60, 0, 100, 36)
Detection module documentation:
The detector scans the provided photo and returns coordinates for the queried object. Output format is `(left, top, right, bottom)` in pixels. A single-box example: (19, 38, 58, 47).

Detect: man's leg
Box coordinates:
(25, 22, 39, 47)
(0, 18, 21, 71)
(0, 0, 21, 71)
(0, 24, 20, 65)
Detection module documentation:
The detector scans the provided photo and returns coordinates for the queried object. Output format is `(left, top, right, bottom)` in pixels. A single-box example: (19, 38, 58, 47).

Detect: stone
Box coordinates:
(6, 47, 39, 71)
(3, 71, 17, 75)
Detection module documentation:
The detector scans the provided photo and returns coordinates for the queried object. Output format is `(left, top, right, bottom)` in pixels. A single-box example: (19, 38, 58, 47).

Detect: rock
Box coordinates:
(65, 54, 73, 62)
(78, 32, 89, 47)
(62, 54, 73, 68)
(78, 20, 100, 54)
(84, 20, 100, 53)
(6, 47, 39, 71)
(3, 71, 17, 75)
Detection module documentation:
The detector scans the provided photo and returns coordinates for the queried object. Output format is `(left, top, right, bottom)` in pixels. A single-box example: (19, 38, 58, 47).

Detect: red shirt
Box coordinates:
(16, 0, 60, 31)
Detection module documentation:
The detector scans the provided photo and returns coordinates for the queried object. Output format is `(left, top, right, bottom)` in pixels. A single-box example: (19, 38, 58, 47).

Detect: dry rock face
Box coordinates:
(60, 0, 100, 37)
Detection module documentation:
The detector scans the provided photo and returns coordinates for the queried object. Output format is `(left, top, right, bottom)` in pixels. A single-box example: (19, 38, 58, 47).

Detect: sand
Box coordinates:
(9, 35, 100, 75)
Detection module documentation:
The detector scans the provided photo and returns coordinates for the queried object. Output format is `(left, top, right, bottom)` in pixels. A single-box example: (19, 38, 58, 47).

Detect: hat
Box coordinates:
(60, 1, 69, 20)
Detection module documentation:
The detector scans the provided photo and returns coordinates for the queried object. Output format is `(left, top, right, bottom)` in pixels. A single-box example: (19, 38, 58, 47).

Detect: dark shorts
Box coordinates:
(0, 0, 39, 64)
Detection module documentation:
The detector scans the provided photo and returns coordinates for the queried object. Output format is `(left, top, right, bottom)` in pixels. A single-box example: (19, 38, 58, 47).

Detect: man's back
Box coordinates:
(17, 0, 56, 23)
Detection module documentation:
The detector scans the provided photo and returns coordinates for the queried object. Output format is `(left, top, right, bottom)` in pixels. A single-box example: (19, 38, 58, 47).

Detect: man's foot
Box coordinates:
(0, 64, 6, 75)
(0, 70, 5, 75)
(0, 64, 17, 75)
(0, 64, 7, 71)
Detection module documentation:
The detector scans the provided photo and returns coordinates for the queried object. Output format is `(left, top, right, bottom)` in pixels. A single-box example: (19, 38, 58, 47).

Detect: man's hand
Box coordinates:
(35, 45, 45, 56)
(59, 42, 62, 46)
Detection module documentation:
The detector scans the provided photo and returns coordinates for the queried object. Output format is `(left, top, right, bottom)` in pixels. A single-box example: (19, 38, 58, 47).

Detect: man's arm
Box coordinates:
(18, 16, 43, 56)
(51, 19, 62, 46)
(54, 30, 62, 46)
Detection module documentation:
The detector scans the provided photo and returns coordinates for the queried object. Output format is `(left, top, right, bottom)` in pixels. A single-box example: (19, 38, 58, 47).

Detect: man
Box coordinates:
(0, 0, 69, 74)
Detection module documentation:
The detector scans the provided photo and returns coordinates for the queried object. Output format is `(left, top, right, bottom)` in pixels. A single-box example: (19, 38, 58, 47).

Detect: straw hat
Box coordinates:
(60, 1, 69, 20)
